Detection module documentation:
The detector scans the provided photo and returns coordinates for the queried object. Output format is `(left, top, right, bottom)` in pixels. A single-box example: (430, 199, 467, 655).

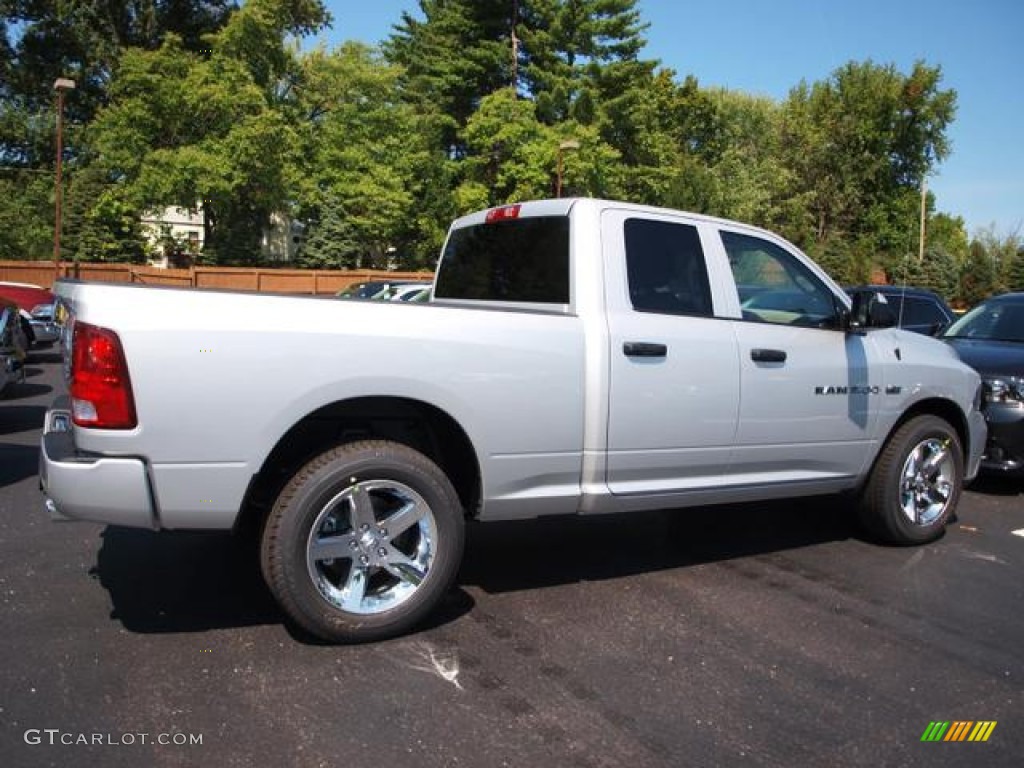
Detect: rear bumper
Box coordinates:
(39, 402, 157, 528)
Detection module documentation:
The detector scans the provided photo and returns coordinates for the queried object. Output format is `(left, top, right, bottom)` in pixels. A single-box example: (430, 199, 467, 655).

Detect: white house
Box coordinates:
(140, 206, 203, 267)
(141, 205, 302, 267)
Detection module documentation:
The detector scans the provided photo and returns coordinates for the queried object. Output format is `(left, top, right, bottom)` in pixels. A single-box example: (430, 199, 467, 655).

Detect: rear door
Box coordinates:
(603, 209, 740, 494)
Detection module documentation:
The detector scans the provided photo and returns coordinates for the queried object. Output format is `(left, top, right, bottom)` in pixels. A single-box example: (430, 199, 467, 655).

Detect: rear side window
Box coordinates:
(434, 216, 569, 303)
(624, 219, 713, 316)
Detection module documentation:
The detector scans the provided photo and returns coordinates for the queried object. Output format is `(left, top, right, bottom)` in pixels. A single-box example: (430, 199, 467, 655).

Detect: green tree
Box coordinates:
(520, 0, 649, 124)
(520, 0, 666, 205)
(1, 1, 239, 164)
(294, 194, 359, 268)
(384, 0, 515, 152)
(696, 90, 794, 229)
(85, 0, 328, 263)
(0, 171, 53, 259)
(1, 1, 242, 261)
(457, 87, 622, 208)
(919, 247, 959, 301)
(959, 240, 999, 306)
(808, 238, 872, 286)
(779, 61, 956, 276)
(63, 165, 146, 263)
(611, 71, 717, 207)
(4, 1, 978, 274)
(296, 42, 447, 268)
(1007, 248, 1024, 293)
(458, 87, 551, 205)
(971, 225, 1022, 291)
(927, 212, 969, 265)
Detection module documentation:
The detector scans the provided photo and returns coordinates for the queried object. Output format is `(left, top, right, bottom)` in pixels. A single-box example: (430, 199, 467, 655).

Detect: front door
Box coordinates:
(720, 228, 882, 484)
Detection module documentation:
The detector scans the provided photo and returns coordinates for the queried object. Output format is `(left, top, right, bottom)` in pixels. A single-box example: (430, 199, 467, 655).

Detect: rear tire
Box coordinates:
(858, 415, 963, 544)
(260, 440, 465, 643)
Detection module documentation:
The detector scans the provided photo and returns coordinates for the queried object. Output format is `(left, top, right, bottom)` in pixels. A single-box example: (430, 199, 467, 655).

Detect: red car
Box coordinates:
(0, 281, 56, 312)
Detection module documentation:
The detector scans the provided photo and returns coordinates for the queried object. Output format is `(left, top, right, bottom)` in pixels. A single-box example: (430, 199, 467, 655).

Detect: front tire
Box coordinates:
(859, 415, 963, 544)
(260, 440, 465, 643)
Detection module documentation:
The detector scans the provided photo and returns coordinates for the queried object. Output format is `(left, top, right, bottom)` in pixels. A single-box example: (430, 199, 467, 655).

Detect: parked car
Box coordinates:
(943, 292, 1024, 475)
(0, 282, 60, 348)
(845, 285, 956, 336)
(388, 283, 432, 302)
(0, 299, 27, 395)
(28, 303, 60, 346)
(0, 281, 56, 312)
(41, 198, 985, 643)
(336, 280, 427, 300)
(335, 280, 393, 300)
(339, 280, 432, 303)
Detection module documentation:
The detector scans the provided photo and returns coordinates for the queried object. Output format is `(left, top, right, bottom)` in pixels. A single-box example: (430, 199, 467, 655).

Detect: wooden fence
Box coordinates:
(0, 260, 430, 294)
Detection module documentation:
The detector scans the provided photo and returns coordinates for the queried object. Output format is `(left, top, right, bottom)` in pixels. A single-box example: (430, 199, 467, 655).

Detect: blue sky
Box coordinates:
(315, 0, 1022, 238)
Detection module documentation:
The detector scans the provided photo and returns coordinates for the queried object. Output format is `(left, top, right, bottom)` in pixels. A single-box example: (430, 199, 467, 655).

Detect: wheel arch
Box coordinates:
(236, 396, 482, 536)
(888, 398, 970, 459)
(859, 397, 970, 496)
(858, 402, 966, 544)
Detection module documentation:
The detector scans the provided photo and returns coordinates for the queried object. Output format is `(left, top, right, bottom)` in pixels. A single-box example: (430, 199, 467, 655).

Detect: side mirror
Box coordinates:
(848, 290, 897, 332)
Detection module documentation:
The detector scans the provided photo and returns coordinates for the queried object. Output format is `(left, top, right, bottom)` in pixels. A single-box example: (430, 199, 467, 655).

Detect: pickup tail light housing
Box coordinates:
(70, 321, 138, 429)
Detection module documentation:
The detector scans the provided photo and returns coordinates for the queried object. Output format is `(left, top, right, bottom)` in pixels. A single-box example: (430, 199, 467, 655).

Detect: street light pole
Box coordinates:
(53, 77, 76, 281)
(918, 176, 927, 262)
(555, 139, 580, 198)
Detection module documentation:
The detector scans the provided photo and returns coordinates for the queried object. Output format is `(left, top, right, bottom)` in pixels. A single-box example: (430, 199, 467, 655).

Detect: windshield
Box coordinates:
(944, 298, 1024, 343)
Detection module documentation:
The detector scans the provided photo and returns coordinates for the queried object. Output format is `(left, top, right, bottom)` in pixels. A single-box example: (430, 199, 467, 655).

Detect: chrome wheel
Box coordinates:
(898, 437, 955, 527)
(306, 480, 437, 616)
(263, 440, 464, 642)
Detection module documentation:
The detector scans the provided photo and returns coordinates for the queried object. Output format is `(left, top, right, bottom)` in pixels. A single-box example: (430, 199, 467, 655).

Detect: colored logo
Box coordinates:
(921, 721, 997, 742)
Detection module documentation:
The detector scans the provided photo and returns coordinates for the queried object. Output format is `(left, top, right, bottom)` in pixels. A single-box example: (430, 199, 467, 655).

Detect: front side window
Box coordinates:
(624, 218, 713, 316)
(723, 231, 839, 328)
(901, 297, 947, 327)
(434, 216, 569, 304)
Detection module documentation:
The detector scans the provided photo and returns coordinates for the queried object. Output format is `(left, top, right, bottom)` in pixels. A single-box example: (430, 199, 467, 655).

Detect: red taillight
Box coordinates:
(70, 321, 137, 429)
(485, 204, 521, 223)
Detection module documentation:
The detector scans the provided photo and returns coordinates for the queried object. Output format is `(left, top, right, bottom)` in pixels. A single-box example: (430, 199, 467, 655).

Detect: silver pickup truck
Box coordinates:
(41, 198, 985, 642)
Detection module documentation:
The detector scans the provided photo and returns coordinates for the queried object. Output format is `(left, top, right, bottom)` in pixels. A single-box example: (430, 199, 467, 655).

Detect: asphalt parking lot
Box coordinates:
(2, 355, 1023, 767)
